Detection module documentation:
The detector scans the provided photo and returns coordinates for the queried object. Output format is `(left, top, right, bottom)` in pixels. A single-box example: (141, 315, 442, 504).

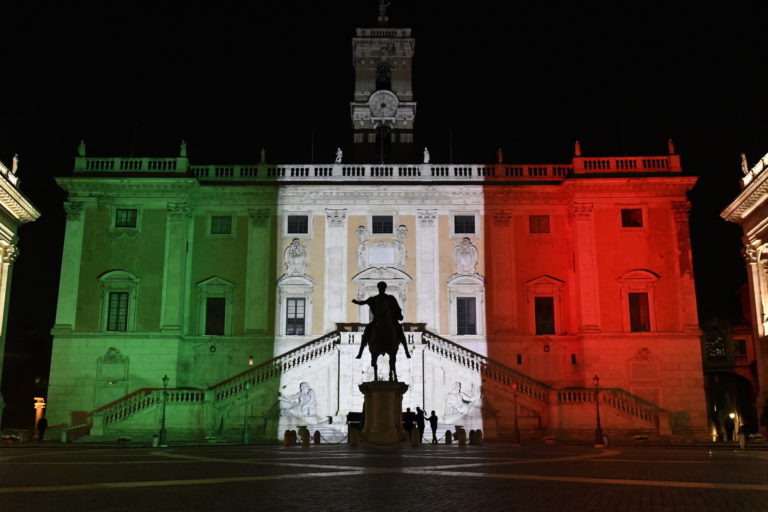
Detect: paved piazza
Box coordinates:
(2, 443, 768, 511)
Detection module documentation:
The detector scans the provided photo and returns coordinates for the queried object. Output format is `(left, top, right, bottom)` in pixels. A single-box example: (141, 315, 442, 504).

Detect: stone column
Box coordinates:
(0, 241, 18, 414)
(160, 202, 192, 332)
(245, 209, 272, 334)
(416, 209, 439, 331)
(671, 201, 699, 331)
(744, 243, 768, 428)
(53, 201, 85, 332)
(569, 202, 601, 332)
(323, 209, 347, 332)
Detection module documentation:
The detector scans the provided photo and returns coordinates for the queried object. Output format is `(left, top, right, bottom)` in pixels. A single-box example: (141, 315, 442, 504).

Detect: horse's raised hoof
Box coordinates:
(355, 354, 362, 359)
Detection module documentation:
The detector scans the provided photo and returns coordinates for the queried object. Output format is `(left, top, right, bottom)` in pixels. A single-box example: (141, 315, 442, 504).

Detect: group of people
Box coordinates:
(402, 407, 439, 444)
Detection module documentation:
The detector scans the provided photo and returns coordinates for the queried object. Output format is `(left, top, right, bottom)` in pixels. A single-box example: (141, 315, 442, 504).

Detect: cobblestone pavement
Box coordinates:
(2, 443, 768, 511)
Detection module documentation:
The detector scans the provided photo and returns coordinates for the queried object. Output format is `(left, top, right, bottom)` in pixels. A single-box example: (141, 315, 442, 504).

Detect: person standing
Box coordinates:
(403, 407, 415, 435)
(415, 407, 426, 443)
(428, 410, 439, 444)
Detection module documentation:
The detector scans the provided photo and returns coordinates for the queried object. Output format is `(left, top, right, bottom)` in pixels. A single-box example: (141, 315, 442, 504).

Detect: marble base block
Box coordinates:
(359, 381, 409, 445)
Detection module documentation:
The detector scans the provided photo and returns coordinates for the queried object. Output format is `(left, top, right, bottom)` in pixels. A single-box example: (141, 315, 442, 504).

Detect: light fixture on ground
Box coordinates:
(158, 374, 169, 446)
(593, 374, 603, 446)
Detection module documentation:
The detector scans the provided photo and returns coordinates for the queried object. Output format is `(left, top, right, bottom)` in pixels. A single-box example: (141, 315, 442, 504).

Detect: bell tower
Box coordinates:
(350, 2, 416, 163)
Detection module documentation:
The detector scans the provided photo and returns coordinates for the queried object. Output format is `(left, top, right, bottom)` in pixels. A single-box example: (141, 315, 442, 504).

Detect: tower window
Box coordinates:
(529, 215, 550, 234)
(621, 208, 643, 228)
(734, 339, 747, 359)
(205, 297, 226, 335)
(534, 297, 555, 335)
(376, 62, 391, 90)
(115, 209, 137, 228)
(456, 297, 477, 335)
(372, 215, 393, 234)
(286, 298, 306, 336)
(628, 292, 650, 332)
(107, 292, 129, 331)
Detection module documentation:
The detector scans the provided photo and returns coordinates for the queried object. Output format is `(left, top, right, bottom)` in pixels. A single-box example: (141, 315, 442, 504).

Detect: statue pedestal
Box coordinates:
(359, 381, 409, 445)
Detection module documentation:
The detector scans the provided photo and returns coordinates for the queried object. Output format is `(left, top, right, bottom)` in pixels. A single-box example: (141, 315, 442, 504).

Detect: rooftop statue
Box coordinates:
(352, 281, 411, 381)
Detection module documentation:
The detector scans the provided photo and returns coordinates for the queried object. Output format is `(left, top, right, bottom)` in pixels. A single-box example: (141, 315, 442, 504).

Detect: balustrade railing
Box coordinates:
(422, 331, 551, 403)
(210, 331, 340, 402)
(557, 387, 666, 426)
(95, 387, 206, 427)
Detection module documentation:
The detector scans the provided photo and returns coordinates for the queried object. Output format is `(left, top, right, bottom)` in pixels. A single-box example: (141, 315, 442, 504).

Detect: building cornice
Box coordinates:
(0, 176, 40, 224)
(721, 169, 768, 223)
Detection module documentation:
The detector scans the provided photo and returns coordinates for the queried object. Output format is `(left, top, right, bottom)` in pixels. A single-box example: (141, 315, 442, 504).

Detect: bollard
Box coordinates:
(469, 429, 476, 445)
(476, 429, 483, 445)
(300, 429, 310, 448)
(445, 430, 453, 445)
(289, 430, 297, 446)
(410, 427, 420, 446)
(349, 427, 359, 447)
(456, 427, 467, 446)
(313, 431, 321, 445)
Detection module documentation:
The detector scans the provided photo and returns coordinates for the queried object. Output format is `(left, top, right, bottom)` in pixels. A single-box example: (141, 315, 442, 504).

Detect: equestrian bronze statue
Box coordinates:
(352, 281, 411, 381)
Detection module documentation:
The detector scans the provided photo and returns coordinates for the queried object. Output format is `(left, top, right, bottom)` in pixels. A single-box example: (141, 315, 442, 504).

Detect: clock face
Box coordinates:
(369, 90, 399, 118)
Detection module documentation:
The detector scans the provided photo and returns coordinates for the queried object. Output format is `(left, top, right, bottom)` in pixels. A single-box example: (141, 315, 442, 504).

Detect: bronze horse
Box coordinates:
(352, 282, 411, 381)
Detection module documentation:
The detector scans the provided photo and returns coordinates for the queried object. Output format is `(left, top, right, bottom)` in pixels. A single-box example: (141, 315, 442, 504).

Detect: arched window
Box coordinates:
(376, 62, 391, 91)
(98, 270, 139, 332)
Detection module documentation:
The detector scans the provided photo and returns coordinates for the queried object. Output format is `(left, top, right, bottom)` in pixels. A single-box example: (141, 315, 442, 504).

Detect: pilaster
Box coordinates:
(569, 202, 601, 332)
(416, 209, 439, 331)
(245, 209, 272, 334)
(323, 209, 348, 332)
(160, 202, 191, 332)
(53, 201, 86, 332)
(671, 201, 699, 330)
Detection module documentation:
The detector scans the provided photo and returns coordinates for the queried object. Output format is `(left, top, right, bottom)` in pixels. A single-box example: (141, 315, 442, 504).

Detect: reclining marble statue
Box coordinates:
(352, 281, 411, 381)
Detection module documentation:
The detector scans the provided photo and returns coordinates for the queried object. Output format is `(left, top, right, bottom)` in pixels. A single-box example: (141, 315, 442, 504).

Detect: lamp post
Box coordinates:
(242, 382, 250, 445)
(593, 374, 603, 446)
(158, 374, 169, 447)
(512, 381, 520, 444)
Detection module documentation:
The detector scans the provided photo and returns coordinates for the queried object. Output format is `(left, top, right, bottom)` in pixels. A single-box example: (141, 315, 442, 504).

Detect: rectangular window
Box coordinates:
(287, 215, 309, 234)
(454, 215, 475, 234)
(115, 209, 137, 228)
(286, 298, 306, 336)
(372, 215, 393, 234)
(706, 335, 726, 360)
(628, 292, 650, 332)
(205, 297, 226, 335)
(734, 339, 747, 359)
(353, 133, 364, 144)
(621, 208, 643, 228)
(529, 215, 550, 234)
(456, 297, 477, 335)
(534, 297, 555, 335)
(210, 216, 232, 235)
(107, 292, 129, 331)
(367, 133, 376, 143)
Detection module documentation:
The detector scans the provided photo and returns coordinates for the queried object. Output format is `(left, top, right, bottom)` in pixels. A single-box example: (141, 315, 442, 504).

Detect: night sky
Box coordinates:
(1, 2, 766, 427)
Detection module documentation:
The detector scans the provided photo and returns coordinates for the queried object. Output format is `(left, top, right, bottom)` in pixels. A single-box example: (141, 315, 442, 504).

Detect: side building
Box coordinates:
(0, 155, 41, 422)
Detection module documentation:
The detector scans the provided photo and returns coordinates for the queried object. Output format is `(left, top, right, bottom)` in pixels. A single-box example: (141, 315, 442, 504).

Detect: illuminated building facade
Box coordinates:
(0, 155, 41, 420)
(46, 17, 708, 441)
(721, 151, 768, 433)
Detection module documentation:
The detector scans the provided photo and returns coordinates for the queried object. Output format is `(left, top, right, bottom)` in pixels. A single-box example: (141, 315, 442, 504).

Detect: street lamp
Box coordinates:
(512, 381, 521, 444)
(593, 374, 603, 446)
(242, 382, 250, 445)
(158, 374, 169, 447)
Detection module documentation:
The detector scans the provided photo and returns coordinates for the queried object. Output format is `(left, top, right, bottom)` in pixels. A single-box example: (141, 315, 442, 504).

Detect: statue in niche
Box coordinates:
(444, 382, 478, 418)
(284, 238, 309, 275)
(454, 237, 478, 275)
(357, 226, 369, 268)
(279, 382, 317, 416)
